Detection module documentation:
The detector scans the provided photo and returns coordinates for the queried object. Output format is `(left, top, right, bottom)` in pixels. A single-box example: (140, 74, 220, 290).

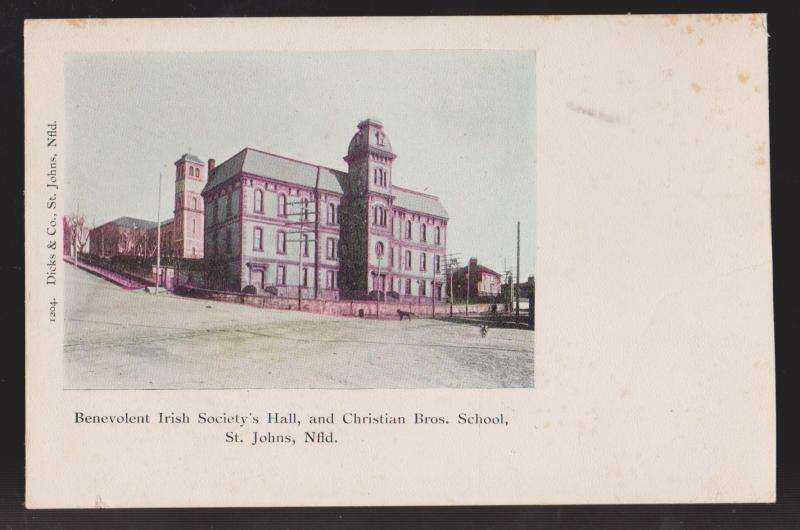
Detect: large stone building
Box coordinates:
(202, 119, 449, 301)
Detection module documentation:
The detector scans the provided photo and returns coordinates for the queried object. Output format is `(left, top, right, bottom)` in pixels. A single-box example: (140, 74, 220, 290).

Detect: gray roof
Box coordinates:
(177, 153, 203, 164)
(393, 186, 448, 219)
(205, 148, 344, 194)
(101, 216, 173, 230)
(204, 148, 447, 219)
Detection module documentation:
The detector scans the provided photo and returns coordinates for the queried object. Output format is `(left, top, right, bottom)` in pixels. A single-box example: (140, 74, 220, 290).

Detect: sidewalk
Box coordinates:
(64, 258, 146, 290)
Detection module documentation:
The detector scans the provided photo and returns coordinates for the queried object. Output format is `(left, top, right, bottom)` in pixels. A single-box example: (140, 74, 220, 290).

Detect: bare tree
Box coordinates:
(66, 211, 92, 265)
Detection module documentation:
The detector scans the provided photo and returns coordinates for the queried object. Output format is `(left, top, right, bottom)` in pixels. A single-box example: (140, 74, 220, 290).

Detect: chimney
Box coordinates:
(208, 158, 216, 173)
(469, 257, 478, 268)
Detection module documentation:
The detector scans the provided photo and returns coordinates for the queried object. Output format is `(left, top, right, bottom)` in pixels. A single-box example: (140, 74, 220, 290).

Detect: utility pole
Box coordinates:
(448, 259, 454, 317)
(431, 256, 436, 317)
(286, 197, 316, 310)
(515, 221, 520, 322)
(155, 172, 162, 296)
(376, 252, 382, 318)
(297, 217, 304, 310)
(465, 259, 470, 316)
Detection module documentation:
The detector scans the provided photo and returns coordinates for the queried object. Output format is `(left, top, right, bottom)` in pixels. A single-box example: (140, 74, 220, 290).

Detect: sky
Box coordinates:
(65, 50, 536, 278)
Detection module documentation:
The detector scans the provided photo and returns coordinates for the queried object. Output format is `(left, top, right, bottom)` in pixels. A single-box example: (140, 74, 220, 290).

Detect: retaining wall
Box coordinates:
(175, 285, 496, 319)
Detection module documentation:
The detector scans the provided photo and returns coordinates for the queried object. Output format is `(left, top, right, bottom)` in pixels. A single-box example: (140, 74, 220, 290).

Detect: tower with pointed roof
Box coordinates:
(173, 153, 206, 258)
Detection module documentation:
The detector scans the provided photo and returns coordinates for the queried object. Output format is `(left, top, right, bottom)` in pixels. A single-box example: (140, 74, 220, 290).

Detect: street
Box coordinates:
(65, 265, 534, 389)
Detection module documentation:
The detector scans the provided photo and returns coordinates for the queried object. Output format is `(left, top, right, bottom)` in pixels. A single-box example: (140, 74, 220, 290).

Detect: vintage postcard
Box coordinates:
(25, 16, 774, 507)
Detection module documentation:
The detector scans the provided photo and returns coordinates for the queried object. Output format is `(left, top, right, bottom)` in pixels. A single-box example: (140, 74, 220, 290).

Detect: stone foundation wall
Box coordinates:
(175, 285, 495, 318)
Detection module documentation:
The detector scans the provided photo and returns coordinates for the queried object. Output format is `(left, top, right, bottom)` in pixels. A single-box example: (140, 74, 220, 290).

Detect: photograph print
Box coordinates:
(63, 50, 536, 390)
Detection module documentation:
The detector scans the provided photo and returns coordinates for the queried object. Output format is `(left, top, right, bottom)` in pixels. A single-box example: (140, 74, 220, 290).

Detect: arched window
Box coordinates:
(420, 252, 427, 271)
(253, 227, 263, 250)
(278, 194, 287, 217)
(374, 168, 378, 185)
(421, 224, 427, 242)
(405, 250, 412, 269)
(406, 220, 412, 239)
(277, 230, 286, 254)
(435, 226, 441, 245)
(254, 189, 263, 213)
(189, 166, 194, 177)
(375, 241, 384, 257)
(328, 203, 336, 224)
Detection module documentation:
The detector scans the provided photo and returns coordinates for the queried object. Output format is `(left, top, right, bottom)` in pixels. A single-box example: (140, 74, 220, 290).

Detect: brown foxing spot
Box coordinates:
(738, 72, 750, 85)
(691, 82, 702, 93)
(67, 19, 88, 29)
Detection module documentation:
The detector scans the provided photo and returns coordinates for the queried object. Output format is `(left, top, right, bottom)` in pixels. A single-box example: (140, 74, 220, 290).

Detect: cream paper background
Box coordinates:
(24, 15, 774, 507)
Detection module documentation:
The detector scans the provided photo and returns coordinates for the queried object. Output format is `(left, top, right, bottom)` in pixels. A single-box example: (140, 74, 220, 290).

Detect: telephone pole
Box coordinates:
(515, 221, 520, 322)
(155, 172, 162, 296)
(286, 197, 317, 310)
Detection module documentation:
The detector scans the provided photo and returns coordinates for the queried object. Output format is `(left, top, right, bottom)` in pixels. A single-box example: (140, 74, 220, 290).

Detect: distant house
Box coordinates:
(448, 258, 502, 300)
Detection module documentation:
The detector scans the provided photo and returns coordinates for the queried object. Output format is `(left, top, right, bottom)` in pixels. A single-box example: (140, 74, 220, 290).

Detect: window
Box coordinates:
(225, 228, 232, 254)
(420, 280, 426, 297)
(278, 194, 287, 217)
(421, 224, 427, 242)
(189, 166, 194, 177)
(254, 189, 263, 213)
(303, 233, 309, 257)
(326, 270, 337, 289)
(192, 218, 196, 234)
(192, 197, 198, 210)
(405, 220, 412, 239)
(277, 265, 286, 285)
(277, 230, 286, 254)
(253, 227, 263, 250)
(376, 131, 384, 146)
(373, 168, 378, 185)
(327, 238, 338, 259)
(389, 247, 394, 268)
(405, 279, 412, 295)
(420, 253, 427, 271)
(226, 194, 232, 218)
(375, 241, 384, 258)
(405, 250, 412, 269)
(372, 206, 387, 227)
(435, 226, 441, 245)
(302, 267, 309, 287)
(327, 203, 336, 224)
(435, 254, 441, 273)
(303, 199, 309, 221)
